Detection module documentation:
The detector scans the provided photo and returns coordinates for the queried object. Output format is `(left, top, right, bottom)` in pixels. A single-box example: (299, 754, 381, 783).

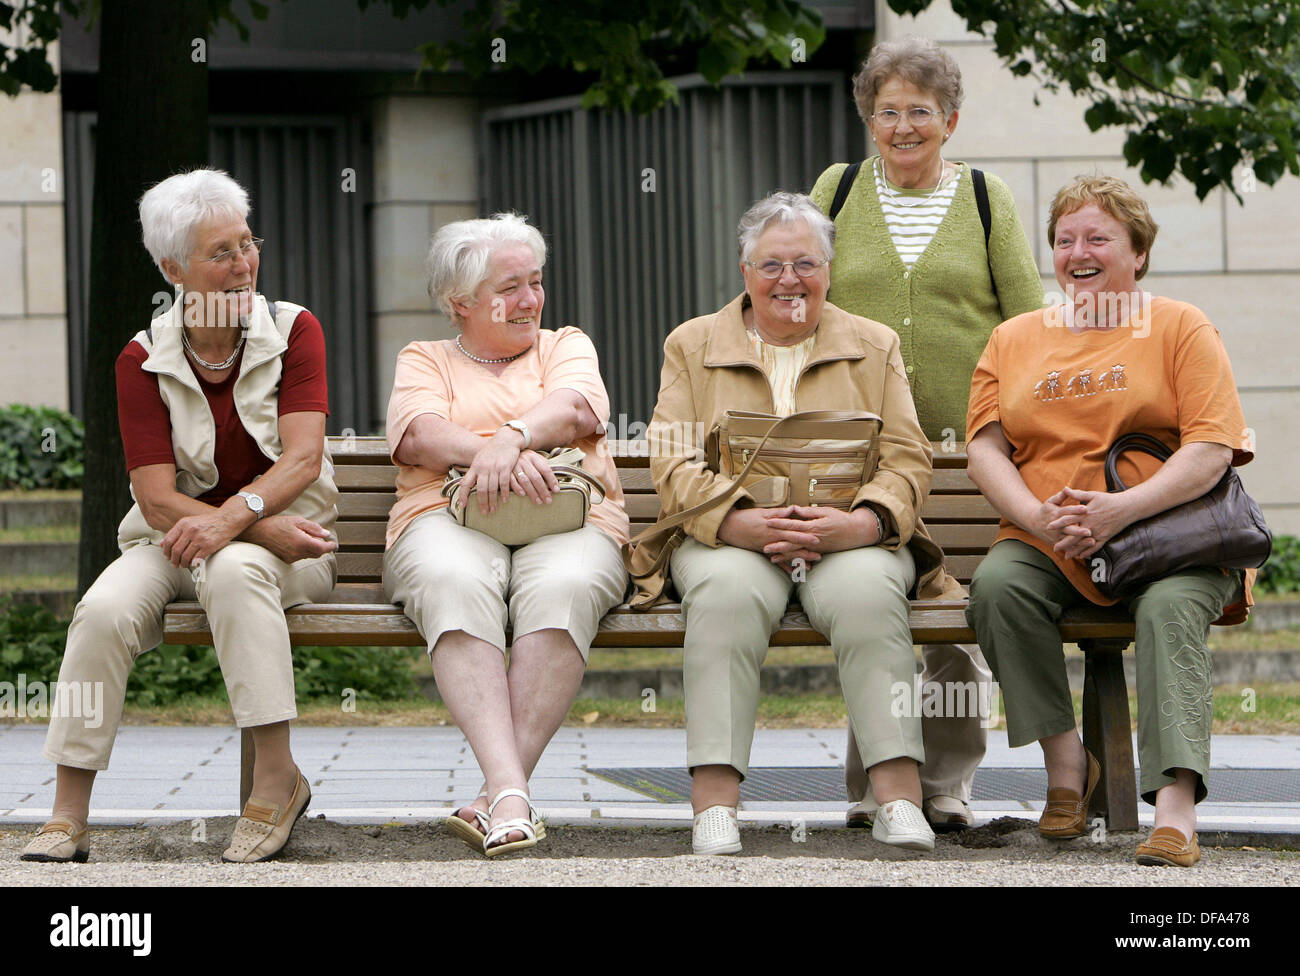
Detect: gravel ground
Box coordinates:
(2, 816, 1297, 886)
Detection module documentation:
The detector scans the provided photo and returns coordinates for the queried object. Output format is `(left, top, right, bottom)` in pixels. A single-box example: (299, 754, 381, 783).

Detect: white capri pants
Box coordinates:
(383, 508, 627, 659)
(44, 541, 337, 770)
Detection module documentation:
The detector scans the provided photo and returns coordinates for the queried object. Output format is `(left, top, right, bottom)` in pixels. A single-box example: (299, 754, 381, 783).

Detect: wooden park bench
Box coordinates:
(163, 435, 1141, 830)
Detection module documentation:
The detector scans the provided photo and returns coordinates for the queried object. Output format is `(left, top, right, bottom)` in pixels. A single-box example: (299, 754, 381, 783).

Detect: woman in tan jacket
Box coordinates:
(630, 192, 961, 855)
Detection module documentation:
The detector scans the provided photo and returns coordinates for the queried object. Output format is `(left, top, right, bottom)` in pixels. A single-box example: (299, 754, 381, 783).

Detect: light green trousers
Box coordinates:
(671, 536, 921, 779)
(967, 539, 1243, 804)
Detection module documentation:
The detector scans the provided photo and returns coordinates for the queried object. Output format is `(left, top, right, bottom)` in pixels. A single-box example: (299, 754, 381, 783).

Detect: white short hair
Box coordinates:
(737, 191, 836, 264)
(139, 169, 250, 281)
(426, 213, 547, 325)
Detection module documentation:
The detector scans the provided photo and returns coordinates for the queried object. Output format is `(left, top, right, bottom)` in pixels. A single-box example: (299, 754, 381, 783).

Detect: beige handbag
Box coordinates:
(442, 446, 605, 546)
(705, 409, 883, 509)
(626, 410, 883, 603)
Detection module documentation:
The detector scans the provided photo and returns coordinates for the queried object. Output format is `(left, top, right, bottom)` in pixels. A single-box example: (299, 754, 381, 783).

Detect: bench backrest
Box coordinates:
(328, 437, 1000, 589)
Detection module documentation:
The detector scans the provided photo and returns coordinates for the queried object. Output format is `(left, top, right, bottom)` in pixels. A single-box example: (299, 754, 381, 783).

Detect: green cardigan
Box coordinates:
(810, 157, 1044, 440)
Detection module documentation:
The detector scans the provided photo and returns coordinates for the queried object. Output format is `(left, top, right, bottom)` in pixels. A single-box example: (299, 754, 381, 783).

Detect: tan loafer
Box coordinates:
(1039, 749, 1101, 839)
(923, 795, 973, 832)
(222, 770, 311, 863)
(1135, 827, 1200, 867)
(20, 819, 89, 863)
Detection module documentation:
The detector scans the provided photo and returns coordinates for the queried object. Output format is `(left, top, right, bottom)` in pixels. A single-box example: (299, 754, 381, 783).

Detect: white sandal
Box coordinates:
(482, 788, 544, 858)
(445, 789, 491, 852)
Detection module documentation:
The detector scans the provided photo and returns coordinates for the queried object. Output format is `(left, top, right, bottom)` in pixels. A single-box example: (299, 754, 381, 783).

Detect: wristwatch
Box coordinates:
(501, 419, 532, 449)
(236, 490, 265, 520)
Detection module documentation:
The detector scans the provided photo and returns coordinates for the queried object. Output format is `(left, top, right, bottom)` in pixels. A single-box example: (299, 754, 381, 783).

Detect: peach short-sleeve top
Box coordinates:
(385, 326, 630, 549)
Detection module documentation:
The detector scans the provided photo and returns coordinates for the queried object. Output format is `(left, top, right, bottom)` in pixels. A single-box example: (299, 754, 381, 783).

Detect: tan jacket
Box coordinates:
(627, 293, 962, 606)
(115, 294, 338, 550)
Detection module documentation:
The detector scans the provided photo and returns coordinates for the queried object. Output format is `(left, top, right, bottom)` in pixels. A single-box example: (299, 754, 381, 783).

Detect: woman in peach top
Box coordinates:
(383, 214, 628, 857)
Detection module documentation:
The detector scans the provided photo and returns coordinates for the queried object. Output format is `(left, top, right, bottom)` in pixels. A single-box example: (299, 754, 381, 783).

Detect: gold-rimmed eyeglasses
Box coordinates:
(746, 258, 828, 279)
(198, 237, 265, 267)
(870, 107, 943, 128)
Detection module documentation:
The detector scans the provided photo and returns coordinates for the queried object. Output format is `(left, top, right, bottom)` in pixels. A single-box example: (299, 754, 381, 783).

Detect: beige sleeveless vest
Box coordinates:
(115, 293, 338, 551)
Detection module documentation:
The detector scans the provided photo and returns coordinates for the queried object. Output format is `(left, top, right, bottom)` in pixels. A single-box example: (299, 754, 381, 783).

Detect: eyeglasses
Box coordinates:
(746, 258, 828, 279)
(870, 108, 943, 128)
(198, 238, 265, 267)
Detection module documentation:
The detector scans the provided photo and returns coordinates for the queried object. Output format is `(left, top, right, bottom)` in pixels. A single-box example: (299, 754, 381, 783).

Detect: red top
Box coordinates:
(116, 310, 329, 506)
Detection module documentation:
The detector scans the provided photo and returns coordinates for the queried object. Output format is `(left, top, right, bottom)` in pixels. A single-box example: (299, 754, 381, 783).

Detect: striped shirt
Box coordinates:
(873, 157, 961, 267)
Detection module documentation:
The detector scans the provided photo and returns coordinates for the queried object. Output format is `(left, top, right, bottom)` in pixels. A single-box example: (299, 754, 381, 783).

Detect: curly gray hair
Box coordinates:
(852, 35, 964, 123)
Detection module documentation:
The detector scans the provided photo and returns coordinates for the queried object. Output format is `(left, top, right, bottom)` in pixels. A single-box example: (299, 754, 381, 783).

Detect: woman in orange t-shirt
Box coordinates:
(965, 175, 1257, 867)
(383, 214, 628, 858)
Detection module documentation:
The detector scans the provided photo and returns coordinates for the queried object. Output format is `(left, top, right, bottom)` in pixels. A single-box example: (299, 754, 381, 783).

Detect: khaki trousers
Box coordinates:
(843, 642, 991, 803)
(44, 541, 336, 771)
(967, 539, 1243, 804)
(383, 509, 627, 659)
(672, 537, 922, 779)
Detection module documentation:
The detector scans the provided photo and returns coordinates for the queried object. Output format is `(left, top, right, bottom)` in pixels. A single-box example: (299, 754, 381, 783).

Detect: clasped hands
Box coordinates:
(1034, 486, 1133, 560)
(717, 504, 882, 573)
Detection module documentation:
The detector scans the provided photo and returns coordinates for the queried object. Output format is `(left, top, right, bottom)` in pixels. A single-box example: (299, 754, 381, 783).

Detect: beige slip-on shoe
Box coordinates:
(21, 819, 89, 863)
(222, 770, 311, 863)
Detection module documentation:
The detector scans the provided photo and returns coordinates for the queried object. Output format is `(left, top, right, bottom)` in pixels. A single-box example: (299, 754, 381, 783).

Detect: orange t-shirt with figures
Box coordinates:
(966, 296, 1254, 616)
(385, 326, 629, 550)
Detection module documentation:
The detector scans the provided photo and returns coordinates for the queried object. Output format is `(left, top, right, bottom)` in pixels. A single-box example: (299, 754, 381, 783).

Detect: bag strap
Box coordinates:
(827, 160, 863, 221)
(971, 168, 998, 301)
(1104, 433, 1173, 493)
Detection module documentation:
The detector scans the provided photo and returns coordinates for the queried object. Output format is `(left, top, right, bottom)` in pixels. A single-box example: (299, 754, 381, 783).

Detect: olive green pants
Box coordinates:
(967, 539, 1242, 804)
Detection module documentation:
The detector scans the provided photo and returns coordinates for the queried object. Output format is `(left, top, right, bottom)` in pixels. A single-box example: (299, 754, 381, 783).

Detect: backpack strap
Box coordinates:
(971, 167, 998, 300)
(827, 160, 863, 221)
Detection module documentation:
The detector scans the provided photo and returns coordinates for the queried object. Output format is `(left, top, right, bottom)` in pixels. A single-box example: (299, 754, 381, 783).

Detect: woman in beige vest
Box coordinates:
(21, 169, 338, 865)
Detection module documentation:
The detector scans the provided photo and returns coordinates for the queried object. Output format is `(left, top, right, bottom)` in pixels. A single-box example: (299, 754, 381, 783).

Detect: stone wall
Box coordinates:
(0, 38, 67, 410)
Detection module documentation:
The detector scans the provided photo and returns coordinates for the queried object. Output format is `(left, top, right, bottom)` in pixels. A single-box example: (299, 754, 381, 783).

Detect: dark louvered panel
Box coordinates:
(482, 73, 860, 428)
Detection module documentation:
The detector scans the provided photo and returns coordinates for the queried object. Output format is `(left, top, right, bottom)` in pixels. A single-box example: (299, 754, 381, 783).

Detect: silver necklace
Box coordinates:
(877, 156, 952, 207)
(182, 328, 245, 370)
(456, 334, 530, 364)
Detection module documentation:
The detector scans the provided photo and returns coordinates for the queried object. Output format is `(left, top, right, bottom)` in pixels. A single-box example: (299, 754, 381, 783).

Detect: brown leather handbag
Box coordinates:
(1092, 433, 1272, 599)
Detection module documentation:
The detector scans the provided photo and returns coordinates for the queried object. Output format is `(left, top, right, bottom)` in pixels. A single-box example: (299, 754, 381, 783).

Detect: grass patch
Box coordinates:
(1208, 628, 1300, 652)
(0, 524, 79, 543)
(0, 572, 76, 593)
(0, 489, 80, 502)
(7, 681, 1287, 734)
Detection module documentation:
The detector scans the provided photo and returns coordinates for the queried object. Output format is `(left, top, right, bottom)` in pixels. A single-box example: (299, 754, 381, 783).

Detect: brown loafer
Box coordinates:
(20, 819, 89, 863)
(222, 770, 311, 863)
(1039, 749, 1101, 839)
(1135, 827, 1200, 867)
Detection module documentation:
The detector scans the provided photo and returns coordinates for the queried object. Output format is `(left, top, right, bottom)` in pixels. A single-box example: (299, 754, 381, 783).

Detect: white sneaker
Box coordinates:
(872, 799, 936, 852)
(692, 805, 742, 855)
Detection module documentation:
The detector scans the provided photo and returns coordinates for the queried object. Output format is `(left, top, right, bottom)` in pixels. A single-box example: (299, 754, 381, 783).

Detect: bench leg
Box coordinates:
(1080, 638, 1138, 831)
(239, 727, 255, 813)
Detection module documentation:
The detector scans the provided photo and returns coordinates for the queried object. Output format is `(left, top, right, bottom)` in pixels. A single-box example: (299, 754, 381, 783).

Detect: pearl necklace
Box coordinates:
(456, 334, 531, 364)
(877, 156, 952, 207)
(182, 328, 245, 371)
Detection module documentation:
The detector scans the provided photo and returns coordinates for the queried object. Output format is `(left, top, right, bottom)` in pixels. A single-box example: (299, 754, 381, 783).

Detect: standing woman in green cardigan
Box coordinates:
(810, 34, 1044, 831)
